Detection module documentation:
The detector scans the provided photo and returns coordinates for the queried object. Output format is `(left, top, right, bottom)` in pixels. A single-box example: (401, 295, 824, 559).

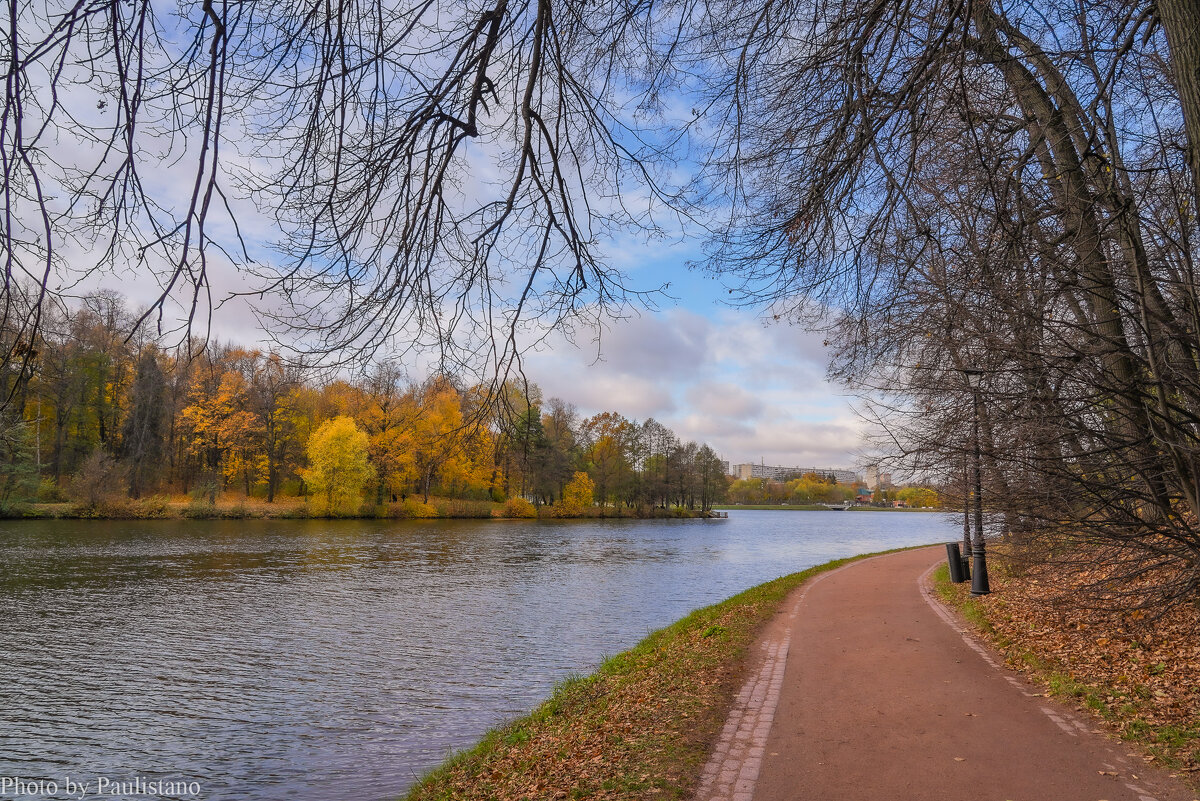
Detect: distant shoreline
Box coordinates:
(0, 498, 721, 522)
(713, 504, 937, 512)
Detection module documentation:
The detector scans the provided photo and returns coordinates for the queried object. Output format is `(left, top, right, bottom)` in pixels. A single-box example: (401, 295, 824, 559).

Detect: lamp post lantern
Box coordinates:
(962, 366, 990, 596)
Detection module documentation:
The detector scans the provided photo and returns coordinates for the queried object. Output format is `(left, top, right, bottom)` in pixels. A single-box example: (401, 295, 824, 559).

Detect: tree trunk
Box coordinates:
(1159, 0, 1200, 209)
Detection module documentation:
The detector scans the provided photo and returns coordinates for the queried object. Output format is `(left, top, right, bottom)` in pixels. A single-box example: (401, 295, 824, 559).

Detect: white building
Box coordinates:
(731, 462, 860, 484)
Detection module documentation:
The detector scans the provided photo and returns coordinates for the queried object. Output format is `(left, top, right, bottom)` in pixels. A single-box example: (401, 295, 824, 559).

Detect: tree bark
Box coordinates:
(1159, 0, 1200, 209)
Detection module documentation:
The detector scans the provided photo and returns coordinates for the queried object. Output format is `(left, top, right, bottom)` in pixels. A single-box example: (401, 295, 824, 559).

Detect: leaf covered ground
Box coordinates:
(937, 549, 1200, 782)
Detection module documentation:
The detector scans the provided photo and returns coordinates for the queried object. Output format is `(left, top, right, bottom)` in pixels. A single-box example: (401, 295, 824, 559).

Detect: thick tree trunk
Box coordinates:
(1159, 0, 1200, 209)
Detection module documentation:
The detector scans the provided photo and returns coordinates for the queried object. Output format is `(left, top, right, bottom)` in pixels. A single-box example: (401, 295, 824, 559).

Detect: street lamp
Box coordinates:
(960, 453, 971, 582)
(962, 366, 990, 596)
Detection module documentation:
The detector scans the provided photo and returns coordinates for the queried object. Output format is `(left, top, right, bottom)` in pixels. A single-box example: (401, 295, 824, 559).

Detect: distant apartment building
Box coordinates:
(863, 464, 894, 489)
(730, 462, 860, 484)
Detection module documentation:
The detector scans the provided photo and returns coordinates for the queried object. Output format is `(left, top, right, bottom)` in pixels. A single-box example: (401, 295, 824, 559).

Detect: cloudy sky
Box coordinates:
(526, 304, 866, 471)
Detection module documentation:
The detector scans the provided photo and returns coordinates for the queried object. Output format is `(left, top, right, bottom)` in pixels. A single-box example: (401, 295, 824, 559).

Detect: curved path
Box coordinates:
(694, 546, 1197, 801)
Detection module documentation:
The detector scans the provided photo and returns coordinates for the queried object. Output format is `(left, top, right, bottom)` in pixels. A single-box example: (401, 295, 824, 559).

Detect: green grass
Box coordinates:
(402, 546, 925, 801)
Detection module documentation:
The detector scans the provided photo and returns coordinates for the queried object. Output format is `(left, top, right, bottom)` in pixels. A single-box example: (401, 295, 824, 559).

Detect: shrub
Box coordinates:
(69, 451, 126, 508)
(182, 499, 218, 519)
(498, 497, 537, 518)
(134, 496, 172, 518)
(387, 498, 439, 518)
(37, 478, 65, 503)
(437, 499, 494, 518)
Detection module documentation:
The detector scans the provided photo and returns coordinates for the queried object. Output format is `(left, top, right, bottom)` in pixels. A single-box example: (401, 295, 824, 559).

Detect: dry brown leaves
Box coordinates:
(972, 550, 1200, 774)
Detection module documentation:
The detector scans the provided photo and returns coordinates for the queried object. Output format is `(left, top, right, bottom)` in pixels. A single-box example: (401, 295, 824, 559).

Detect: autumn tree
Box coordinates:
(179, 350, 261, 500)
(541, 398, 581, 503)
(250, 354, 304, 502)
(580, 412, 634, 508)
(397, 378, 488, 504)
(355, 363, 411, 505)
(560, 472, 595, 515)
(302, 416, 374, 515)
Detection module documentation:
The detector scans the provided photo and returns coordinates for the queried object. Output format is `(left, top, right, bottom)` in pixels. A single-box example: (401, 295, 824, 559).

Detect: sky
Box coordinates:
(518, 243, 869, 471)
(526, 305, 867, 471)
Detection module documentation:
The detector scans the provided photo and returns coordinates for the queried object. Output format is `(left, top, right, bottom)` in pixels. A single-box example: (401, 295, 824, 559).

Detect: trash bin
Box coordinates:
(945, 542, 966, 583)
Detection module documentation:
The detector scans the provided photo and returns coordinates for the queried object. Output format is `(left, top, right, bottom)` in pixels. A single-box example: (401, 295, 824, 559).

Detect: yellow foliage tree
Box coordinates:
(179, 367, 261, 500)
(395, 378, 493, 502)
(302, 416, 375, 515)
(560, 471, 594, 515)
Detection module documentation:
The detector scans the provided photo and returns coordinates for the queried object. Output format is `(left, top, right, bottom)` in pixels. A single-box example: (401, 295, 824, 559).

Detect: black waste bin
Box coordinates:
(945, 542, 966, 583)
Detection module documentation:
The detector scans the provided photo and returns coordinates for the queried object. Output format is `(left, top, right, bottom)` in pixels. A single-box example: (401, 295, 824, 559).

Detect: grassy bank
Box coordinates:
(1, 496, 718, 521)
(402, 547, 913, 801)
(933, 558, 1200, 783)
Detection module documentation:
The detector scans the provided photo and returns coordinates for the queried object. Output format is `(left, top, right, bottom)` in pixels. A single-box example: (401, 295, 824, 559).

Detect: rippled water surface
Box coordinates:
(0, 511, 957, 800)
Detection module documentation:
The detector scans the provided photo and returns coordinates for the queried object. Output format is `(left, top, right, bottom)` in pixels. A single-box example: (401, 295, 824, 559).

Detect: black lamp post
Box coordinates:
(962, 366, 990, 596)
(960, 454, 971, 581)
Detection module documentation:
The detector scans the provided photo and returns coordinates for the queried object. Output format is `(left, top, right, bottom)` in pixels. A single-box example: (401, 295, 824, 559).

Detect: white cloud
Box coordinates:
(526, 306, 868, 469)
(684, 381, 765, 420)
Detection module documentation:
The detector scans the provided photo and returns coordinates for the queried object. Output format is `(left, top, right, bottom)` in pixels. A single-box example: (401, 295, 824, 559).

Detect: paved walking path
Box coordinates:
(694, 546, 1198, 801)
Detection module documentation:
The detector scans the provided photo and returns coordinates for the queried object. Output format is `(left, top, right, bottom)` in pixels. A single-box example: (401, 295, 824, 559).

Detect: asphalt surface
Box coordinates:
(710, 546, 1199, 801)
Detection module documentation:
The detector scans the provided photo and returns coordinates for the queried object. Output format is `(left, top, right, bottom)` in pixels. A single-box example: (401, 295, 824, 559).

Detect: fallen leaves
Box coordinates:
(955, 546, 1200, 781)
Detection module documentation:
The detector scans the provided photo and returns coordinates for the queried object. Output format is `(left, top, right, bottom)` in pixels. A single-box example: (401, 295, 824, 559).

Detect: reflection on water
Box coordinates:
(0, 512, 955, 800)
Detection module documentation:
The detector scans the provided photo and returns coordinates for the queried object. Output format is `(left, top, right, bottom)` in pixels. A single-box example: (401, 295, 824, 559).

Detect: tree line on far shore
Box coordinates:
(727, 475, 938, 508)
(0, 292, 727, 516)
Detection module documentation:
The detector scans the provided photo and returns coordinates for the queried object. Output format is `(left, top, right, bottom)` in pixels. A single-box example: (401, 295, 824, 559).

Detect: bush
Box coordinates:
(385, 498, 439, 518)
(134, 496, 172, 518)
(189, 479, 220, 505)
(182, 499, 218, 519)
(437, 499, 494, 518)
(0, 501, 33, 518)
(92, 496, 173, 519)
(498, 497, 537, 518)
(69, 451, 125, 508)
(37, 478, 65, 503)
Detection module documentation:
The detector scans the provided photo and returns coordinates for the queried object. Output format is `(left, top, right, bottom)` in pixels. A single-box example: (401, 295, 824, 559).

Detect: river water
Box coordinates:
(0, 510, 956, 800)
